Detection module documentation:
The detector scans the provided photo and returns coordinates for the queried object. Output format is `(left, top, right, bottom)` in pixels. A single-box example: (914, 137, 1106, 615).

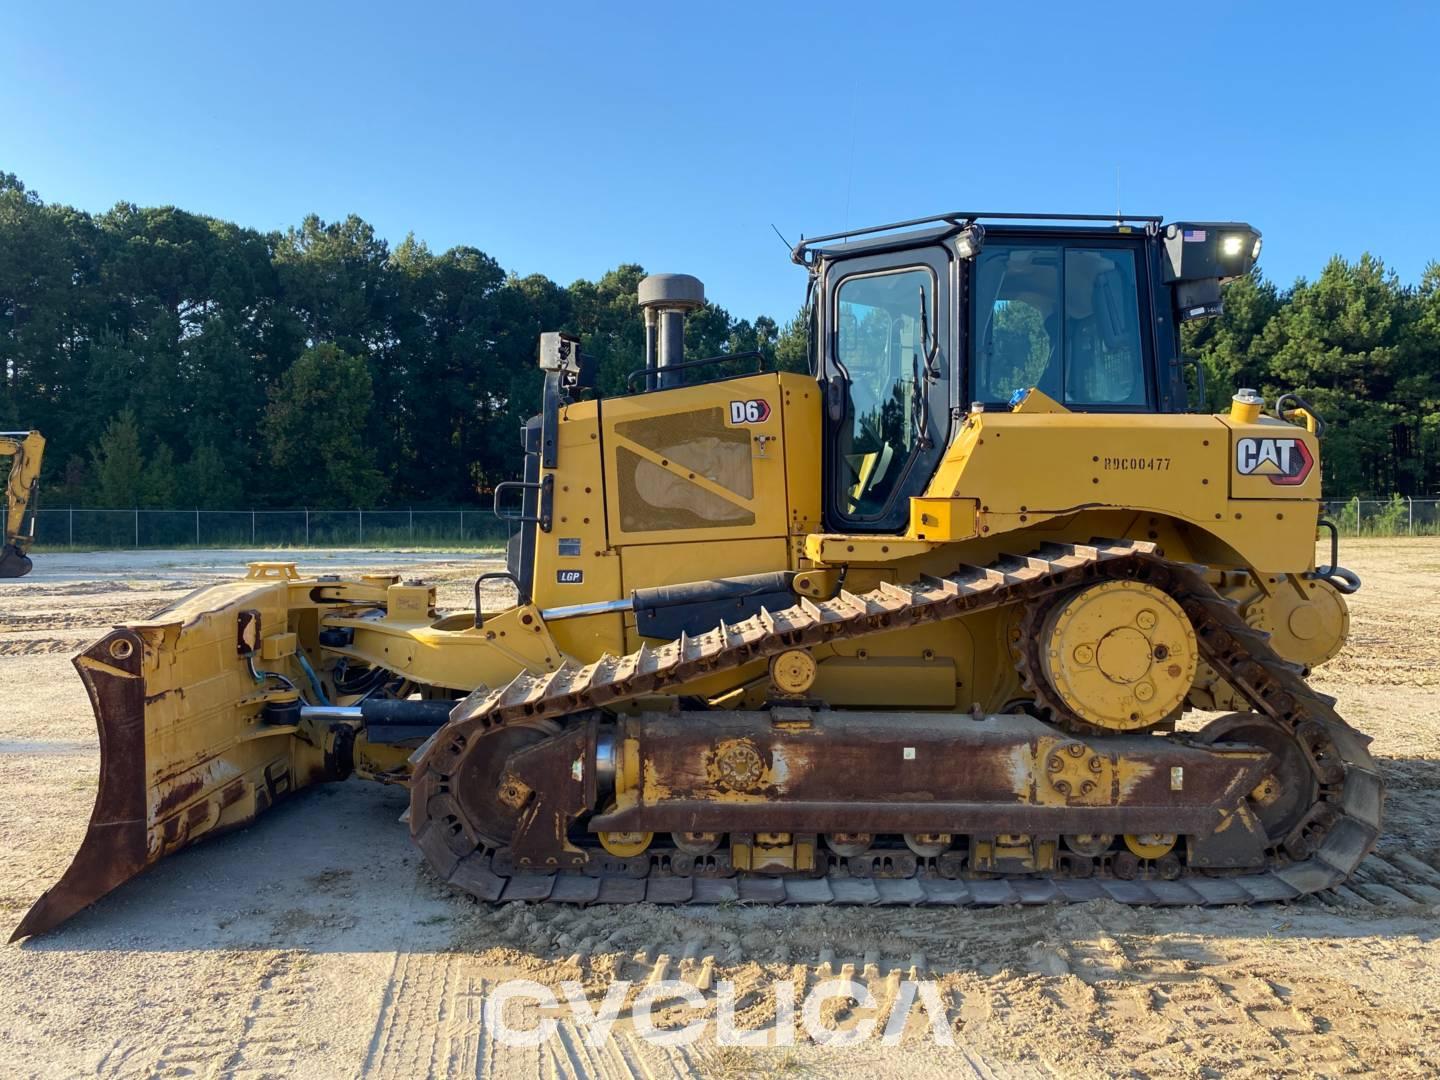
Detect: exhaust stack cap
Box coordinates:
(639, 274, 706, 388)
(638, 273, 705, 311)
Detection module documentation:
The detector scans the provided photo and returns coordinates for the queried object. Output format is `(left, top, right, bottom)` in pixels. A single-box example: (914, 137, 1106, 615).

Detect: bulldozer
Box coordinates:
(14, 212, 1380, 938)
(1, 430, 44, 579)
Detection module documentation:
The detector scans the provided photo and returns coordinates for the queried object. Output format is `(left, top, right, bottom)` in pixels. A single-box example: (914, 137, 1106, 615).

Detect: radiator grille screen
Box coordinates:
(613, 408, 755, 532)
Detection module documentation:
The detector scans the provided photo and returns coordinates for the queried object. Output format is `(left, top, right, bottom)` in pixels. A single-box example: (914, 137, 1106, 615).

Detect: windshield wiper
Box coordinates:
(912, 285, 940, 450)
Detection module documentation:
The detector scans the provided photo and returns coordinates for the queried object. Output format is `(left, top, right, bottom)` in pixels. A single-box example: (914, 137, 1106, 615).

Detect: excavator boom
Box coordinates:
(1, 430, 44, 579)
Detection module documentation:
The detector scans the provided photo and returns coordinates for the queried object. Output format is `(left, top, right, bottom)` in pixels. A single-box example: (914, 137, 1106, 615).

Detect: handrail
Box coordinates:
(474, 571, 529, 628)
(1275, 392, 1326, 438)
(492, 474, 553, 532)
(625, 351, 768, 393)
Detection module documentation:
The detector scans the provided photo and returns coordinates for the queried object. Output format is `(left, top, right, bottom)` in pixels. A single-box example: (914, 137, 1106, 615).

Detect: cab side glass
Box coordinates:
(1064, 248, 1145, 406)
(973, 244, 1147, 408)
(974, 245, 1062, 403)
(835, 267, 932, 517)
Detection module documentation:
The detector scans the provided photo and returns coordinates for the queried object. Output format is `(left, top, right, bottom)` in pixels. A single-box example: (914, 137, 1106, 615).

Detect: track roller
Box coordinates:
(598, 830, 653, 857)
(825, 833, 874, 858)
(671, 831, 721, 855)
(904, 833, 953, 857)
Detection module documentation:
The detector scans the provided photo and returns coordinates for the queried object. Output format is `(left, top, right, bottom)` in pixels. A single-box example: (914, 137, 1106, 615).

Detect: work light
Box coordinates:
(1161, 221, 1263, 319)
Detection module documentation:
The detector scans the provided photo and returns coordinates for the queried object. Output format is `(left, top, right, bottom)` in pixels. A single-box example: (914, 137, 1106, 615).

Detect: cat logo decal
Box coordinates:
(1235, 437, 1313, 486)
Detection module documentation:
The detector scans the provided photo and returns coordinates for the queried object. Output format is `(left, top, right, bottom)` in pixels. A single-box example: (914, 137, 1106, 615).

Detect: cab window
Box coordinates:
(834, 267, 934, 517)
(974, 244, 1147, 407)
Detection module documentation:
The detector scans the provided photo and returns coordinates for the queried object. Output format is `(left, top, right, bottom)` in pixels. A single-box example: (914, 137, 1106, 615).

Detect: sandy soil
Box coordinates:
(1, 542, 1438, 1078)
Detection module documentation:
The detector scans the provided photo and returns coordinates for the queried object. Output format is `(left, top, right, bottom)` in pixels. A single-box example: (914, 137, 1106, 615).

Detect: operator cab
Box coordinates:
(795, 213, 1261, 532)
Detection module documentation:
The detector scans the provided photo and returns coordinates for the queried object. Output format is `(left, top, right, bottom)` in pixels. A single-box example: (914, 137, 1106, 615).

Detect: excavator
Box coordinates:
(14, 212, 1379, 938)
(1, 430, 44, 579)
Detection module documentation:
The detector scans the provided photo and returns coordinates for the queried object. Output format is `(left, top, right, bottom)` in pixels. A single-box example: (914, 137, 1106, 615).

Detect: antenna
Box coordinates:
(842, 70, 859, 236)
(770, 223, 794, 254)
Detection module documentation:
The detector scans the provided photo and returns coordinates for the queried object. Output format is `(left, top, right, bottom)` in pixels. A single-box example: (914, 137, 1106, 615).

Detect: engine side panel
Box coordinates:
(921, 402, 1321, 572)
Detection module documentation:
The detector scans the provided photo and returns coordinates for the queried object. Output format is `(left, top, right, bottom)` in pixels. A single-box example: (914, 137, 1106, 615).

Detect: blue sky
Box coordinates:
(4, 2, 1437, 322)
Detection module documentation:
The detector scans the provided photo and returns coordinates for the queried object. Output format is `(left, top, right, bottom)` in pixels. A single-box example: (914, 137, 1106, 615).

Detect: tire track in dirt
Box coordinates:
(363, 950, 704, 1080)
(1018, 906, 1438, 1078)
(0, 638, 95, 656)
(3, 541, 1437, 1078)
(360, 935, 1028, 1079)
(0, 607, 157, 633)
(93, 951, 311, 1079)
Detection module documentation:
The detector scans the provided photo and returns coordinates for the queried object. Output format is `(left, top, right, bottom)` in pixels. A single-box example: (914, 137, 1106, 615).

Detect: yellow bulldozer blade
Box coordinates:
(12, 578, 341, 940)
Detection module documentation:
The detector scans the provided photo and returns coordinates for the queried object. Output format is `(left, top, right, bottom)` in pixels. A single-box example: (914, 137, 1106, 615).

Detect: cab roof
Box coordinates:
(794, 211, 1163, 265)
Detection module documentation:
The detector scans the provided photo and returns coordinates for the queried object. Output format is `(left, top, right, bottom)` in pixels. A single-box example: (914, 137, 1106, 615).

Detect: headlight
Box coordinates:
(1251, 236, 1263, 260)
(1222, 234, 1244, 256)
(953, 223, 985, 260)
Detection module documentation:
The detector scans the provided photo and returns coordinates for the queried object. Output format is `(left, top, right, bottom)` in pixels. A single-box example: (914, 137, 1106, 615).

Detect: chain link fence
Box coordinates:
(1320, 497, 1440, 536)
(22, 498, 1440, 552)
(30, 508, 510, 550)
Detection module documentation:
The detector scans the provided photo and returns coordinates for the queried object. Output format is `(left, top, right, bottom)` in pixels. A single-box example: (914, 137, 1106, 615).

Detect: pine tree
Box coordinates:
(92, 410, 145, 507)
(179, 443, 243, 508)
(261, 345, 385, 506)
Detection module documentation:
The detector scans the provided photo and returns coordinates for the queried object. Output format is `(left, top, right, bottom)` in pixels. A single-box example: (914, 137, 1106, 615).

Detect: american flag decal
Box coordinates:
(1182, 228, 1207, 242)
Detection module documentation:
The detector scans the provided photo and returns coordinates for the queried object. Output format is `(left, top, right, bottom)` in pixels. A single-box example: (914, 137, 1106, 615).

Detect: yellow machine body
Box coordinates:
(14, 214, 1370, 936)
(517, 375, 1335, 718)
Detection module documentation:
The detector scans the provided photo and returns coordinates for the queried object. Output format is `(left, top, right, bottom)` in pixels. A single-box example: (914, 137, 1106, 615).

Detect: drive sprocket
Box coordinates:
(1017, 578, 1198, 733)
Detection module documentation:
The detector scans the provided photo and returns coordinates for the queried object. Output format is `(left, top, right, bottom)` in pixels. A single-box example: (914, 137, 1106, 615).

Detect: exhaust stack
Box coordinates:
(638, 273, 705, 390)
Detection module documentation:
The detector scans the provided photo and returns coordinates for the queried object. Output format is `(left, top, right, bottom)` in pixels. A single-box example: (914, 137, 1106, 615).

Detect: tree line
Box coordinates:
(0, 172, 804, 509)
(1183, 259, 1440, 497)
(2, 170, 1436, 506)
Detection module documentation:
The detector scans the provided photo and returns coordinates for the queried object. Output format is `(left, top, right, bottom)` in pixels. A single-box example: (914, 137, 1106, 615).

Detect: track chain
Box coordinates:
(409, 539, 1383, 907)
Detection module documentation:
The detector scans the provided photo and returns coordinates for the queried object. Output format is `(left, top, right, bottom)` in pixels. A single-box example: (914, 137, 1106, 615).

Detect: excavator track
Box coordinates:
(409, 540, 1383, 907)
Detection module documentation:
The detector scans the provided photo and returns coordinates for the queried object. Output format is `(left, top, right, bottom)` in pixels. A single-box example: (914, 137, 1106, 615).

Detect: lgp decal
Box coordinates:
(729, 399, 772, 424)
(556, 569, 584, 584)
(1235, 437, 1313, 486)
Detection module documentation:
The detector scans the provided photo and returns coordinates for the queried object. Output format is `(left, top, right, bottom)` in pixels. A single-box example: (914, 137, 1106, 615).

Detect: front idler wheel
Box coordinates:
(444, 719, 560, 849)
(1195, 713, 1321, 849)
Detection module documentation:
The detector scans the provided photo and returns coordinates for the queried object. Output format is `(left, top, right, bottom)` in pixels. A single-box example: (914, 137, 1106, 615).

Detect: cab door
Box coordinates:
(822, 246, 953, 532)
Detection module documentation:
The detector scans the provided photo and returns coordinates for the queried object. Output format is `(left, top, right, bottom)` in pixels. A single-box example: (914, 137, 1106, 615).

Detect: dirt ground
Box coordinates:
(1, 541, 1438, 1079)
